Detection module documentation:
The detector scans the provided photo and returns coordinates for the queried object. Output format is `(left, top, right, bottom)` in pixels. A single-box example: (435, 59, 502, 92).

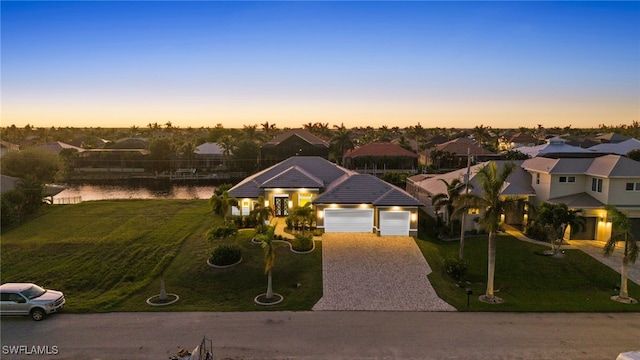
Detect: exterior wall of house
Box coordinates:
(263, 188, 320, 217)
(607, 178, 640, 206)
(529, 171, 552, 204)
(586, 175, 609, 205)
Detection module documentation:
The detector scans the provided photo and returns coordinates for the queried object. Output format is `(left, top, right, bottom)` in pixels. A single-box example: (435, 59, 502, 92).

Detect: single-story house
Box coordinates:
(194, 142, 225, 170)
(228, 156, 422, 236)
(344, 142, 418, 173)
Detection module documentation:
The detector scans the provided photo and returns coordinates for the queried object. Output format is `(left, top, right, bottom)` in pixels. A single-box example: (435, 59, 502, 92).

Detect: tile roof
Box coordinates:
(586, 155, 640, 177)
(588, 138, 640, 155)
(517, 137, 590, 157)
(194, 142, 223, 155)
(521, 157, 593, 174)
(431, 137, 498, 156)
(522, 155, 640, 177)
(260, 166, 324, 189)
(313, 173, 422, 206)
(262, 129, 328, 147)
(594, 132, 632, 143)
(547, 192, 604, 209)
(345, 142, 418, 158)
(409, 160, 534, 197)
(229, 156, 352, 198)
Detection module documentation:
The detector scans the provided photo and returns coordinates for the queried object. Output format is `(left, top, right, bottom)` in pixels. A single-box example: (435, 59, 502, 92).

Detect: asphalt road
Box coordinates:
(1, 311, 639, 360)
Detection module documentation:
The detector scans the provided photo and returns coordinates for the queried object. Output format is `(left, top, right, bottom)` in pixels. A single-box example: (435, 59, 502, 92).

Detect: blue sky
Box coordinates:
(2, 1, 638, 129)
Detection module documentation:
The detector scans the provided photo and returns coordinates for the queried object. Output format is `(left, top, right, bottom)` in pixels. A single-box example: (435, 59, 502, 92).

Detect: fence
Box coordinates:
(53, 196, 82, 205)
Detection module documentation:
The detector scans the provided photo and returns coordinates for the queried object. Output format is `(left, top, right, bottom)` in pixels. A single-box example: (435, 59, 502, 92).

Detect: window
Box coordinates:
(536, 173, 540, 185)
(467, 208, 480, 215)
(298, 193, 313, 206)
(591, 178, 603, 193)
(559, 176, 575, 183)
(626, 182, 640, 191)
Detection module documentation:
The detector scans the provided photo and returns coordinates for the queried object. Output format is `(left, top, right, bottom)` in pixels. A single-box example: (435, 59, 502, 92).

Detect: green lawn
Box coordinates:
(1, 200, 323, 312)
(416, 234, 640, 312)
(2, 200, 638, 312)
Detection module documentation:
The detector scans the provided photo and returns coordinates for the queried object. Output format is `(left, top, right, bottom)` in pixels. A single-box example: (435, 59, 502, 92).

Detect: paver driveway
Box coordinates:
(312, 233, 456, 311)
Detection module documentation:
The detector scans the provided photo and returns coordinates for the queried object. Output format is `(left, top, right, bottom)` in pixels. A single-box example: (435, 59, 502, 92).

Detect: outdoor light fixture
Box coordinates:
(288, 201, 293, 208)
(411, 213, 417, 222)
(264, 200, 269, 207)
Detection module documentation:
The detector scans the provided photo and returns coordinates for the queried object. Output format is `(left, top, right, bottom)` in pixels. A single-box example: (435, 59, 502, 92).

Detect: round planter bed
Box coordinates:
(207, 257, 242, 269)
(146, 293, 179, 306)
(254, 293, 284, 306)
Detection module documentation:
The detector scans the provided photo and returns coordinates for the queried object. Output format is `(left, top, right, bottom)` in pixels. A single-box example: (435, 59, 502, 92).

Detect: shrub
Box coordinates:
(209, 244, 242, 266)
(443, 257, 468, 281)
(207, 224, 238, 243)
(291, 233, 313, 252)
(525, 222, 549, 242)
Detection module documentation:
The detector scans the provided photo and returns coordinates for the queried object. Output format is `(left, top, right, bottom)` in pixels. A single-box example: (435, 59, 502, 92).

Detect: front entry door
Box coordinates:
(274, 197, 289, 217)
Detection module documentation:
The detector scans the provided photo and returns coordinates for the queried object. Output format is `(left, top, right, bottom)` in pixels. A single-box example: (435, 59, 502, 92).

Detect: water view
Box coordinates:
(53, 184, 216, 202)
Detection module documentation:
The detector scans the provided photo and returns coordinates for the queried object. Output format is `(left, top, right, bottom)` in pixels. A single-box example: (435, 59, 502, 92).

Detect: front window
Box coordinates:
(298, 193, 313, 207)
(626, 182, 640, 191)
(559, 176, 575, 183)
(21, 285, 46, 299)
(591, 178, 603, 193)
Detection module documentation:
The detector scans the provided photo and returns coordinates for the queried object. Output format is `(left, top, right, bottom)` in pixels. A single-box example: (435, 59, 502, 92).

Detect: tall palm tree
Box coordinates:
(537, 202, 586, 255)
(431, 179, 465, 235)
(456, 161, 516, 303)
(259, 225, 277, 300)
(242, 124, 264, 143)
(209, 190, 238, 224)
(604, 205, 639, 303)
(330, 124, 355, 165)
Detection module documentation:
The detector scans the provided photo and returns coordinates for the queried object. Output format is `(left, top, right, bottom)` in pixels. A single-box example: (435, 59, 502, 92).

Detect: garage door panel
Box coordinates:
(324, 209, 373, 233)
(380, 211, 410, 236)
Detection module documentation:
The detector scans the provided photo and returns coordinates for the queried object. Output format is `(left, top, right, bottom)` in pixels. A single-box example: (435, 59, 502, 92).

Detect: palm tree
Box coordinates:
(259, 225, 277, 300)
(290, 203, 314, 233)
(537, 202, 586, 255)
(603, 205, 639, 303)
(431, 179, 465, 236)
(330, 124, 355, 165)
(456, 161, 516, 304)
(209, 190, 238, 224)
(250, 196, 273, 234)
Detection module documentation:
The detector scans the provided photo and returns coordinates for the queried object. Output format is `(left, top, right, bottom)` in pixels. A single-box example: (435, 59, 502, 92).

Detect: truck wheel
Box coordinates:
(31, 308, 45, 321)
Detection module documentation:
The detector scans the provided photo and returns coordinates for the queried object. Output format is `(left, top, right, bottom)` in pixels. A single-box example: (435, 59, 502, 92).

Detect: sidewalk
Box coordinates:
(504, 225, 639, 286)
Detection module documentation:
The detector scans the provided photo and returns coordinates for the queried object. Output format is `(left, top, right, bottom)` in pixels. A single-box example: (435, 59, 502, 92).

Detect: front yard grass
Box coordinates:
(416, 233, 640, 312)
(1, 200, 323, 312)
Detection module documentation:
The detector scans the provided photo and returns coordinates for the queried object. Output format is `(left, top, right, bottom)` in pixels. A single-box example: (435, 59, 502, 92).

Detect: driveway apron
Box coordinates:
(312, 233, 456, 311)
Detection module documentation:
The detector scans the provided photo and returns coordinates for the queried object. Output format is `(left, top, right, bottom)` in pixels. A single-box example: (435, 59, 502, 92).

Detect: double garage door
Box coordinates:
(323, 209, 410, 236)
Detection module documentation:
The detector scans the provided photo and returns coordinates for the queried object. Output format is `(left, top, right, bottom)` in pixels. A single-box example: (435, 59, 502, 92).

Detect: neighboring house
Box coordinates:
(228, 156, 422, 236)
(595, 132, 632, 144)
(106, 138, 148, 149)
(0, 175, 20, 194)
(260, 129, 329, 168)
(0, 140, 20, 158)
(408, 155, 640, 241)
(521, 155, 640, 240)
(588, 138, 640, 156)
(517, 137, 591, 158)
(344, 142, 418, 174)
(422, 137, 499, 169)
(194, 142, 225, 170)
(34, 141, 84, 154)
(498, 132, 539, 151)
(407, 161, 535, 232)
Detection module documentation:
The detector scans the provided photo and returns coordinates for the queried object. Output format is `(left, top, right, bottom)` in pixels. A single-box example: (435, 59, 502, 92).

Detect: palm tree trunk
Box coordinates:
(620, 256, 629, 299)
(459, 212, 466, 260)
(266, 269, 273, 299)
(486, 231, 496, 297)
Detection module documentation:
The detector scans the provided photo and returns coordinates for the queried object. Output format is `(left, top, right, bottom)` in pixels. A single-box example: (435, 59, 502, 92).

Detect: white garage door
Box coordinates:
(324, 209, 374, 233)
(380, 211, 410, 236)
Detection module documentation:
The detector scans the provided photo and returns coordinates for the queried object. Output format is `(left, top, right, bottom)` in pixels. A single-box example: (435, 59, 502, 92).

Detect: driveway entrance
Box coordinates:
(312, 233, 455, 311)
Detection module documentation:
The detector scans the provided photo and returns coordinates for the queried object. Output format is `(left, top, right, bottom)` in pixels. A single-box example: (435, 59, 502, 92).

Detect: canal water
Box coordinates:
(53, 184, 216, 202)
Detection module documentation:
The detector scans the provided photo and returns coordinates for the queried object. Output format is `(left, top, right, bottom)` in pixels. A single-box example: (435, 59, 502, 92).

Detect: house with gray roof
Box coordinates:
(229, 156, 422, 236)
(588, 138, 640, 156)
(194, 142, 225, 170)
(407, 161, 535, 232)
(408, 155, 640, 241)
(260, 129, 329, 168)
(517, 137, 590, 158)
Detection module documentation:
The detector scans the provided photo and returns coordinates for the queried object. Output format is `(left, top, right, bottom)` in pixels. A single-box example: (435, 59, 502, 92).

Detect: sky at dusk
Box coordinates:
(1, 1, 639, 130)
